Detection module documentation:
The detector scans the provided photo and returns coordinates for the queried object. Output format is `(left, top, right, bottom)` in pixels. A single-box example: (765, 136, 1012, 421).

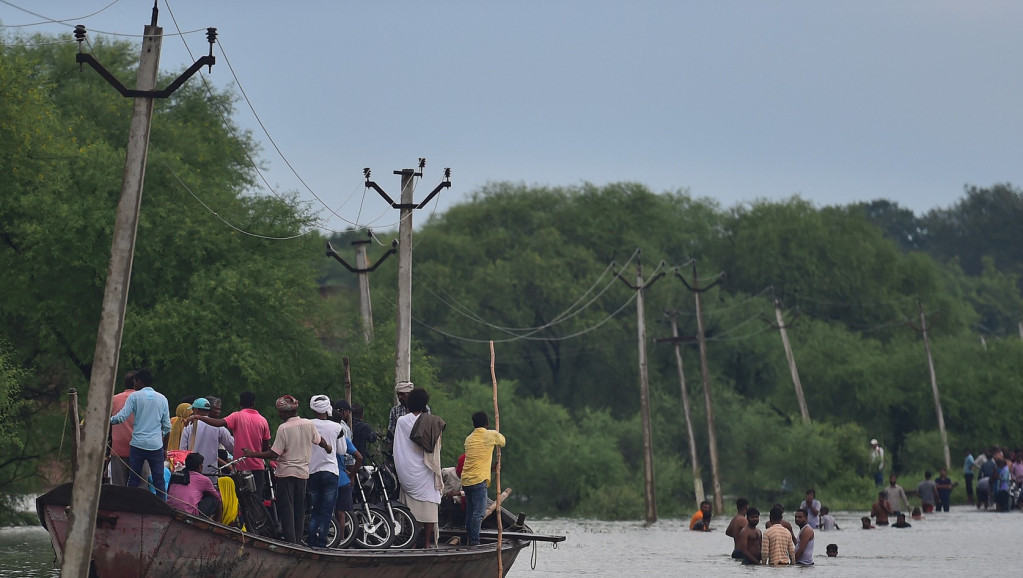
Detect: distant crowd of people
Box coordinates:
(682, 440, 1023, 565)
(106, 369, 506, 549)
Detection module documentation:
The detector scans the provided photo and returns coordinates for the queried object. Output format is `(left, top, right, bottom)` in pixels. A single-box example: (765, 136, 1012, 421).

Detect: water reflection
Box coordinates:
(2, 507, 1018, 577)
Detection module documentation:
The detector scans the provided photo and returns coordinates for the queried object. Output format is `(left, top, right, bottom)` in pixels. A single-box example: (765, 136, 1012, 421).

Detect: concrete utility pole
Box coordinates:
(325, 231, 397, 344)
(772, 298, 810, 424)
(365, 163, 450, 387)
(657, 312, 705, 508)
(915, 303, 951, 471)
(614, 251, 666, 524)
(63, 10, 215, 578)
(676, 263, 725, 514)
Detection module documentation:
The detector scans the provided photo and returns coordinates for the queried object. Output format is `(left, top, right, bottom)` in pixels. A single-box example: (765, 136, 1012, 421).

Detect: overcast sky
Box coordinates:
(3, 1, 1022, 233)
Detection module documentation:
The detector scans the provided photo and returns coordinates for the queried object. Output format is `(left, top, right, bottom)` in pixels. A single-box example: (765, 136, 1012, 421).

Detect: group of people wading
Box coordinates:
(107, 369, 506, 548)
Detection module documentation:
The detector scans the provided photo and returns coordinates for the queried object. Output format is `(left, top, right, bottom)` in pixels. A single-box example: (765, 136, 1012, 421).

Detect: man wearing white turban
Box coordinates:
(388, 381, 430, 440)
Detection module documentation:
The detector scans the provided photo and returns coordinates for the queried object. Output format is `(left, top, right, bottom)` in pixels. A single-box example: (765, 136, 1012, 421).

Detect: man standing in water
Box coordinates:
(737, 507, 762, 565)
(793, 509, 815, 565)
(761, 506, 795, 565)
(725, 498, 750, 558)
(689, 500, 713, 531)
(963, 449, 976, 505)
(917, 471, 938, 513)
(886, 474, 911, 514)
(798, 489, 821, 529)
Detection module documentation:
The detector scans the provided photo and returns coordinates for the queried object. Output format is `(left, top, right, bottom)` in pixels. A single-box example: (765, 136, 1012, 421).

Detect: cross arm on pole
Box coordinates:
(326, 239, 398, 273)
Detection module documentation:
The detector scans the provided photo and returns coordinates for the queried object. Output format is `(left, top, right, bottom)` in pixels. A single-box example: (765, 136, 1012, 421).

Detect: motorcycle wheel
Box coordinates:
(353, 505, 394, 549)
(389, 505, 421, 549)
(331, 511, 357, 549)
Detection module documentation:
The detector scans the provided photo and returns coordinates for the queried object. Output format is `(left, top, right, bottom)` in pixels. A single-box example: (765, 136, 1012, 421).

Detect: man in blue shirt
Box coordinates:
(963, 449, 976, 505)
(110, 369, 171, 499)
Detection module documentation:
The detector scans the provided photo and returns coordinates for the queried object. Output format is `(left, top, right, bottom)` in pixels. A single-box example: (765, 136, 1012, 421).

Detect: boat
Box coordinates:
(38, 482, 563, 578)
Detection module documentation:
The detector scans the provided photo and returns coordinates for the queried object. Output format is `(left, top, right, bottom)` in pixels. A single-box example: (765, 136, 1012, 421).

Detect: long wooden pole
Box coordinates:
(634, 257, 657, 524)
(62, 22, 162, 578)
(666, 314, 704, 508)
(68, 389, 81, 482)
(343, 356, 353, 430)
(489, 341, 503, 576)
(394, 170, 415, 387)
(920, 304, 951, 471)
(692, 265, 724, 514)
(774, 298, 810, 424)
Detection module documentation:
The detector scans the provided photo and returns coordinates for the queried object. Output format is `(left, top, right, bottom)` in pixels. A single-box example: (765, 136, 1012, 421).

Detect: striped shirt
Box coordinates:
(761, 523, 795, 565)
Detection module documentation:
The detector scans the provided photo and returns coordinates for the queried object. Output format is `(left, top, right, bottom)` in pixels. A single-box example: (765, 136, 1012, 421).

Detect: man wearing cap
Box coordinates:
(870, 439, 885, 486)
(243, 395, 332, 544)
(109, 369, 171, 499)
(393, 388, 444, 547)
(180, 398, 234, 483)
(334, 399, 354, 441)
(307, 395, 342, 548)
(388, 381, 430, 440)
(190, 391, 271, 498)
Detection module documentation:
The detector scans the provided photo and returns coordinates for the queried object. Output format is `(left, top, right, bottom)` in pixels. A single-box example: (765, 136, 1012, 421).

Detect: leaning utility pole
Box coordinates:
(912, 303, 951, 471)
(63, 8, 215, 578)
(325, 231, 397, 343)
(365, 162, 450, 387)
(657, 311, 705, 508)
(614, 251, 665, 524)
(676, 263, 725, 514)
(771, 297, 810, 424)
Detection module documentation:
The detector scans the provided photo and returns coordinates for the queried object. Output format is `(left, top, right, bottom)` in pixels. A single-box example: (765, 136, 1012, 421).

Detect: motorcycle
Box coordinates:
(360, 459, 421, 549)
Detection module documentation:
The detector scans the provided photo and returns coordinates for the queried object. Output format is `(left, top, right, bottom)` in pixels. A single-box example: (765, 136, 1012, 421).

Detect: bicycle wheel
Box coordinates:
(353, 506, 394, 549)
(239, 492, 276, 539)
(332, 511, 356, 549)
(389, 505, 421, 549)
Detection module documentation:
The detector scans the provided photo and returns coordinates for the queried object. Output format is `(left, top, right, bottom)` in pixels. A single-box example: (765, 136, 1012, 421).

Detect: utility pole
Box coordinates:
(675, 263, 725, 514)
(614, 251, 665, 524)
(325, 231, 397, 343)
(911, 303, 951, 471)
(770, 297, 810, 424)
(63, 9, 215, 578)
(656, 311, 705, 508)
(365, 162, 450, 388)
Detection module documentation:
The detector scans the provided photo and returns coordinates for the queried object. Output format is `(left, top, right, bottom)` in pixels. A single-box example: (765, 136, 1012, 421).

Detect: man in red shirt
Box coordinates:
(108, 370, 149, 489)
(189, 390, 271, 498)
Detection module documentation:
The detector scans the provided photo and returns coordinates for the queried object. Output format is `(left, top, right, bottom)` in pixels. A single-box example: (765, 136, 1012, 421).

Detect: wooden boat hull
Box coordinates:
(38, 483, 527, 578)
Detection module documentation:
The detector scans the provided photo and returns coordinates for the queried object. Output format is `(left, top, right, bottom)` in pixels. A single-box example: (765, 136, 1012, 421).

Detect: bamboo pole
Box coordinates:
(489, 341, 503, 576)
(68, 389, 81, 482)
(343, 356, 353, 430)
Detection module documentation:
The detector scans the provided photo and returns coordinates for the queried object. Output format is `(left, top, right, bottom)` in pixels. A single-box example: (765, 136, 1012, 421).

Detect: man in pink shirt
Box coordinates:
(190, 391, 271, 498)
(243, 395, 332, 544)
(108, 369, 149, 489)
(168, 452, 221, 519)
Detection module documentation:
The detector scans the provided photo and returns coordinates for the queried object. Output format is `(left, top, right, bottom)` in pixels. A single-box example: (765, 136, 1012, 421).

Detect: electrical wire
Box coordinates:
(160, 155, 315, 240)
(414, 249, 638, 336)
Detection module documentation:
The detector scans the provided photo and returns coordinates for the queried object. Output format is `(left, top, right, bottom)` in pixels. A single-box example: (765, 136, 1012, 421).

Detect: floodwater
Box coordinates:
(2, 507, 1019, 577)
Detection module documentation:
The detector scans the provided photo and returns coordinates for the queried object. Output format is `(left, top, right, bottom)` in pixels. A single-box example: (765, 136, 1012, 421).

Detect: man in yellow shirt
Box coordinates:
(461, 411, 506, 546)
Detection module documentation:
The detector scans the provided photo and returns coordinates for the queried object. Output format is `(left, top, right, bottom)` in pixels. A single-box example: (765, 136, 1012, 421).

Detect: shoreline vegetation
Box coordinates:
(2, 32, 1022, 523)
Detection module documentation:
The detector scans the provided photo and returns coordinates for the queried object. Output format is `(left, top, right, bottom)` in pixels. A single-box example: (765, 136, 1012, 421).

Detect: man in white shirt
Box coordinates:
(179, 397, 234, 483)
(307, 395, 341, 548)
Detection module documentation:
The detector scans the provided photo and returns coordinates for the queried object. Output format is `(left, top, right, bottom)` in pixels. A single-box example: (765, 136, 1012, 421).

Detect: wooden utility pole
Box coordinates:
(676, 263, 724, 514)
(659, 312, 705, 507)
(354, 236, 374, 343)
(394, 169, 415, 385)
(63, 12, 215, 578)
(365, 164, 450, 389)
(772, 298, 810, 424)
(918, 304, 951, 471)
(325, 231, 398, 345)
(615, 251, 665, 524)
